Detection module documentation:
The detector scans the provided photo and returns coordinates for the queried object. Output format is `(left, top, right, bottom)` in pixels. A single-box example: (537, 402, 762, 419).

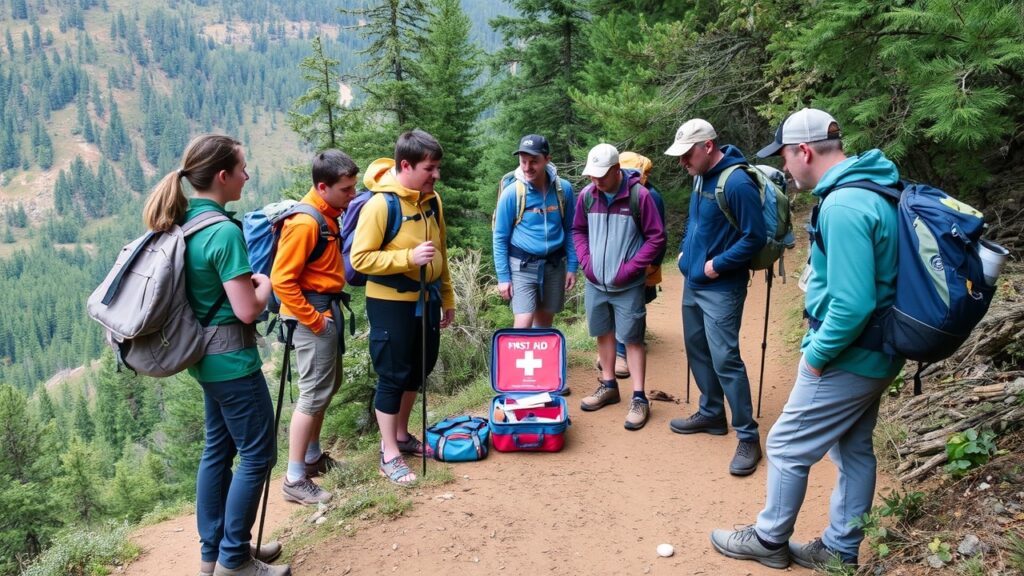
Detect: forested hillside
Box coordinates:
(1, 1, 1022, 574)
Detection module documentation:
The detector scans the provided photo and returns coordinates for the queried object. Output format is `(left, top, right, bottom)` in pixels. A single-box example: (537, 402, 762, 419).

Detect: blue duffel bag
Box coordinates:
(426, 415, 490, 462)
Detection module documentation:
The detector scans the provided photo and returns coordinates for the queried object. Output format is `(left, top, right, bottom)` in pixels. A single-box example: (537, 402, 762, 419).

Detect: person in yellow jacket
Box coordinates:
(351, 130, 456, 487)
(272, 150, 359, 505)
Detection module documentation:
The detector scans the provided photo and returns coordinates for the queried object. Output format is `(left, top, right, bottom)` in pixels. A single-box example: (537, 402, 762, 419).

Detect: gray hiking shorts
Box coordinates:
(585, 283, 646, 344)
(509, 256, 567, 315)
(292, 319, 342, 415)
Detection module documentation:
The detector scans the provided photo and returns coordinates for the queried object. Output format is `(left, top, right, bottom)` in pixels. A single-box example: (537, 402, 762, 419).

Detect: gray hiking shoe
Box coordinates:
(624, 398, 650, 430)
(668, 412, 728, 435)
(580, 380, 620, 411)
(790, 538, 858, 569)
(213, 558, 291, 576)
(281, 476, 332, 505)
(710, 525, 790, 569)
(729, 440, 763, 476)
(304, 452, 341, 478)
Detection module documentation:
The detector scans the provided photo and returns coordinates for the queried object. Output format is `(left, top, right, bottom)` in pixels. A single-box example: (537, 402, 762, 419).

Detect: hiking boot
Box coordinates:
(789, 538, 857, 569)
(213, 558, 291, 576)
(580, 380, 620, 411)
(614, 355, 630, 379)
(729, 440, 763, 476)
(710, 525, 790, 569)
(304, 452, 340, 478)
(624, 398, 650, 430)
(251, 541, 282, 564)
(668, 412, 728, 435)
(281, 476, 332, 505)
(594, 356, 630, 379)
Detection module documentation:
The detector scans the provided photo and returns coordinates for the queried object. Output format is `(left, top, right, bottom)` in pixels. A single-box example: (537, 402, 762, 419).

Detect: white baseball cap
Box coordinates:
(581, 143, 620, 178)
(664, 118, 718, 156)
(756, 108, 841, 157)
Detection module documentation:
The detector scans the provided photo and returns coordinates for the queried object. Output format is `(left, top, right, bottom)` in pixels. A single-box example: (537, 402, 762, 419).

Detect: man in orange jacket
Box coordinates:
(271, 150, 358, 505)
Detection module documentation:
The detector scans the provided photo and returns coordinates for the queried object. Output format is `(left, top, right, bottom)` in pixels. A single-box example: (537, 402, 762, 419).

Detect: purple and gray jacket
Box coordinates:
(571, 170, 666, 293)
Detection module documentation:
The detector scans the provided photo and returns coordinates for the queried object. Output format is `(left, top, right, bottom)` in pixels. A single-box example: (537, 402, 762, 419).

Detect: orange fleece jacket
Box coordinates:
(271, 188, 345, 332)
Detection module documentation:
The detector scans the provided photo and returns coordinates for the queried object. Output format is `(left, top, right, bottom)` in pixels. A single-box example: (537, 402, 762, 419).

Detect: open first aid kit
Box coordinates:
(489, 328, 570, 452)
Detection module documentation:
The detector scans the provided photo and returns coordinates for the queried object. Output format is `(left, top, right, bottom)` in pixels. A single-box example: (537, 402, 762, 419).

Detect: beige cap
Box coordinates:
(664, 118, 717, 156)
(582, 143, 620, 178)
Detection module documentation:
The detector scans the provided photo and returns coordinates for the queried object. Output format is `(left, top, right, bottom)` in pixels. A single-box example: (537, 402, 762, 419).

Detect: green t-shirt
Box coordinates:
(183, 199, 262, 383)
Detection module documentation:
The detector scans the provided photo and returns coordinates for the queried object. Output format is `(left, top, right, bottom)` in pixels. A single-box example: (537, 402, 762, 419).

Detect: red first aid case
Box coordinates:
(489, 328, 570, 452)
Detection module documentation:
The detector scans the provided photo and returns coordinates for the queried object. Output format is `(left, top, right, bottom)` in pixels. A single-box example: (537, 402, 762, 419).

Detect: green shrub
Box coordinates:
(22, 522, 138, 576)
(944, 428, 998, 477)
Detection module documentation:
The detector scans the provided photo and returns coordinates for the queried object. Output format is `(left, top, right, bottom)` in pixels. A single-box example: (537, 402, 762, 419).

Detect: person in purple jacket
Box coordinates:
(664, 118, 767, 477)
(572, 143, 666, 430)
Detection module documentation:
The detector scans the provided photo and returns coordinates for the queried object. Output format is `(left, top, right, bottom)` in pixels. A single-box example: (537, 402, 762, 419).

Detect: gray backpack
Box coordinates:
(88, 211, 255, 377)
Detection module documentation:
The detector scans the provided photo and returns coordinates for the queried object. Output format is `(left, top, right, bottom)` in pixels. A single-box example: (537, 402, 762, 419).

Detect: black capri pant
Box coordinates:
(366, 297, 441, 414)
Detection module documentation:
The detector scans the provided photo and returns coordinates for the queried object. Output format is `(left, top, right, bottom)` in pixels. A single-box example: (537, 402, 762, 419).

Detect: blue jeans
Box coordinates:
(196, 370, 277, 568)
(682, 285, 758, 441)
(755, 361, 891, 559)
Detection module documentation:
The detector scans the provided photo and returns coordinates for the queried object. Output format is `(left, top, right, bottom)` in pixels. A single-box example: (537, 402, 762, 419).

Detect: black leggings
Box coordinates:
(366, 297, 441, 414)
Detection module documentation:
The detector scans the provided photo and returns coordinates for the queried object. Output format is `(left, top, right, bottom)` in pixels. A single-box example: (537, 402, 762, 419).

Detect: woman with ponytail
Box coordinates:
(143, 134, 289, 576)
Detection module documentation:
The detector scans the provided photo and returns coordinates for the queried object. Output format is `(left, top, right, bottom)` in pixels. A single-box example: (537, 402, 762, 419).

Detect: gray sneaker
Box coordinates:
(710, 525, 789, 569)
(281, 476, 332, 505)
(213, 558, 291, 576)
(668, 412, 728, 435)
(790, 538, 857, 569)
(729, 440, 763, 476)
(580, 380, 620, 411)
(624, 398, 650, 430)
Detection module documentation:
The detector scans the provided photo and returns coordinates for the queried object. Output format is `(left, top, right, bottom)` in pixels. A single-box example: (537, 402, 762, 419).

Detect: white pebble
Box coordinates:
(657, 543, 674, 557)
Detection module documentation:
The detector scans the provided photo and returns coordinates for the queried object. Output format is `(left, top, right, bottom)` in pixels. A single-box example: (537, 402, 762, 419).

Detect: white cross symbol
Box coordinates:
(516, 351, 544, 376)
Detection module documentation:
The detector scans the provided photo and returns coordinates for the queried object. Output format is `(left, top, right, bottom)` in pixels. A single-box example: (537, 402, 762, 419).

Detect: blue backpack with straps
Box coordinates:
(812, 180, 995, 393)
(242, 200, 339, 315)
(340, 190, 440, 290)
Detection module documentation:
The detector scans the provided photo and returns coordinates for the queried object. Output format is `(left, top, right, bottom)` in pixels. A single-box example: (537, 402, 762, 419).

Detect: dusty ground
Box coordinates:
(122, 268, 869, 576)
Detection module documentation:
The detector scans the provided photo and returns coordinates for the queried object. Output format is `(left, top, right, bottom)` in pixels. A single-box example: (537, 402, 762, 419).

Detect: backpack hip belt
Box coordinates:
(805, 311, 886, 354)
(302, 290, 355, 354)
(507, 244, 566, 265)
(204, 323, 258, 355)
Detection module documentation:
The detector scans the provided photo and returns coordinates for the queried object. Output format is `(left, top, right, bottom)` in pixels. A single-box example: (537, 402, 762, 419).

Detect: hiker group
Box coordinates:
(107, 100, 1000, 575)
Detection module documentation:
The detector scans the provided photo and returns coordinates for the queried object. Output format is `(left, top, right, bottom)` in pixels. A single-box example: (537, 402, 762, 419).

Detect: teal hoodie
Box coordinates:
(801, 149, 905, 379)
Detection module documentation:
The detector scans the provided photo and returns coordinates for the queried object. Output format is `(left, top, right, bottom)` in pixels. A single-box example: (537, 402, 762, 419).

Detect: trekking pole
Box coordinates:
(756, 272, 772, 418)
(256, 318, 295, 559)
(419, 266, 428, 477)
(685, 366, 691, 404)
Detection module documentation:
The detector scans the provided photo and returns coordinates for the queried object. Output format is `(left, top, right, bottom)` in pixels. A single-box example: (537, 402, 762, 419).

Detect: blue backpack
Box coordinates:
(242, 200, 338, 315)
(813, 180, 995, 393)
(340, 190, 439, 288)
(426, 415, 490, 462)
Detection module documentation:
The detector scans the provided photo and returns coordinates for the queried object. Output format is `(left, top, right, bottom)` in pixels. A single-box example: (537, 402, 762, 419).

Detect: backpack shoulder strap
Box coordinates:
(813, 179, 901, 254)
(513, 180, 527, 226)
(713, 164, 744, 231)
(285, 203, 335, 264)
(181, 210, 231, 236)
(628, 181, 642, 231)
(556, 178, 568, 219)
(382, 192, 403, 246)
(582, 184, 595, 213)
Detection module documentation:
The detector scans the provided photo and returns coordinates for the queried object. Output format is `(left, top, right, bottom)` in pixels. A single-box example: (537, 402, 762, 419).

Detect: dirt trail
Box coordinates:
(124, 268, 853, 575)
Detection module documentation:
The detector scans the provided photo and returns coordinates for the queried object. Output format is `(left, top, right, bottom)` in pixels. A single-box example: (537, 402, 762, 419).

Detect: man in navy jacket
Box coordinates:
(665, 119, 766, 476)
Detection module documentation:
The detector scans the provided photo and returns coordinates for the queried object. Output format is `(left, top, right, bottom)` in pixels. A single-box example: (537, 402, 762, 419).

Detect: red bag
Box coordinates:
(489, 329, 570, 452)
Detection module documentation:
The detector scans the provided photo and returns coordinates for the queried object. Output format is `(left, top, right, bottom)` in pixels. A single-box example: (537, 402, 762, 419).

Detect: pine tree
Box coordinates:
(344, 0, 430, 130)
(287, 36, 346, 150)
(489, 0, 591, 167)
(55, 439, 104, 522)
(413, 0, 485, 198)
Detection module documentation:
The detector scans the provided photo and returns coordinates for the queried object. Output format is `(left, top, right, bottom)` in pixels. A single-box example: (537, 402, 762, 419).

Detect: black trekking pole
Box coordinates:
(419, 266, 428, 477)
(256, 319, 295, 559)
(756, 272, 772, 418)
(685, 366, 691, 404)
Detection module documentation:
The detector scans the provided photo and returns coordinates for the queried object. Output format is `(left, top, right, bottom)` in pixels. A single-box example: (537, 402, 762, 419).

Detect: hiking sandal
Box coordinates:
(396, 434, 432, 457)
(379, 454, 417, 487)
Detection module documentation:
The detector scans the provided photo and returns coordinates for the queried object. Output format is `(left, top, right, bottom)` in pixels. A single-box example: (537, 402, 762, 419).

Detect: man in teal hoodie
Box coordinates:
(710, 108, 905, 570)
(665, 118, 766, 477)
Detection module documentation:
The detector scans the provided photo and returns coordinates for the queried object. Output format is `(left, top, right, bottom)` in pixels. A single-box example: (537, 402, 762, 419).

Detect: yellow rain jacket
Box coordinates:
(350, 158, 455, 309)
